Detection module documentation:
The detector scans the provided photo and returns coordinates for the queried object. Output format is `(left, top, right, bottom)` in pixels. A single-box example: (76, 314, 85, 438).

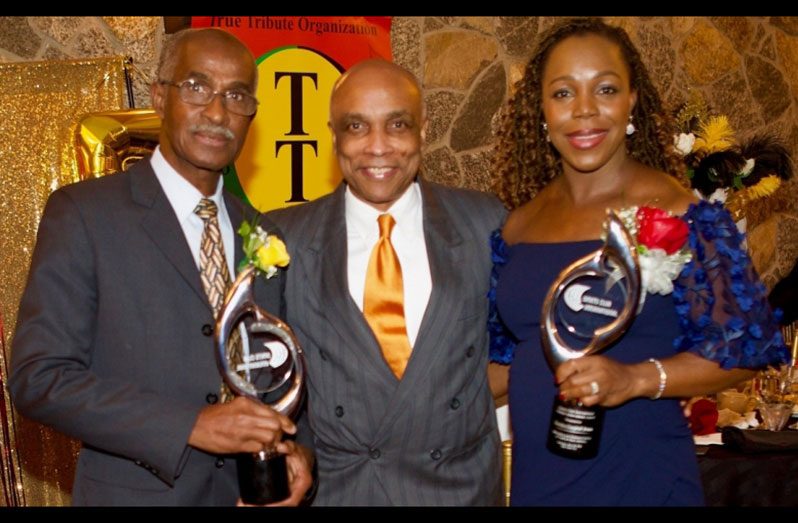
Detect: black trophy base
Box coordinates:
(237, 451, 289, 505)
(546, 395, 605, 459)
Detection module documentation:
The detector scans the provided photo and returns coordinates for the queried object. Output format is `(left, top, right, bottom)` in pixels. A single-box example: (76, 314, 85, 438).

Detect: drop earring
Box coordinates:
(542, 122, 551, 143)
(626, 115, 635, 136)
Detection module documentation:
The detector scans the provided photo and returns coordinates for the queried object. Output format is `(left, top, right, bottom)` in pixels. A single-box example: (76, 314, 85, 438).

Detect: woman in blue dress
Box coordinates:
(488, 18, 789, 506)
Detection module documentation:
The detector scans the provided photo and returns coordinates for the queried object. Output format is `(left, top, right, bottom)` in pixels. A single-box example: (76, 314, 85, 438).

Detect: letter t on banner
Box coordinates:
(191, 16, 393, 212)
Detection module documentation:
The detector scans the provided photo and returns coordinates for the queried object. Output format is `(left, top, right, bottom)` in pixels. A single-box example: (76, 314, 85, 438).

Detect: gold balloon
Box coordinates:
(74, 109, 160, 179)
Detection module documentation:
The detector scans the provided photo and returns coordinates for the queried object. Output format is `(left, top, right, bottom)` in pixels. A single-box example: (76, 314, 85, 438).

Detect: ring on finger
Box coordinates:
(589, 380, 600, 395)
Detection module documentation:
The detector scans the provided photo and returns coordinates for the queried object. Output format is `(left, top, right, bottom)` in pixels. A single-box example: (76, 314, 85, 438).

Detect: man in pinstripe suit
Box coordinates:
(267, 59, 504, 505)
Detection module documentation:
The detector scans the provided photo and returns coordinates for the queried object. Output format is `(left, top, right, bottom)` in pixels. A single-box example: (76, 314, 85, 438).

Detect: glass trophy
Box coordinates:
(540, 211, 640, 459)
(215, 265, 305, 504)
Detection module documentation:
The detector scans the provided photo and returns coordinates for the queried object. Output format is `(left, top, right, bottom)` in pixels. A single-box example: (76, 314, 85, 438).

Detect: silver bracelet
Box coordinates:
(648, 358, 667, 400)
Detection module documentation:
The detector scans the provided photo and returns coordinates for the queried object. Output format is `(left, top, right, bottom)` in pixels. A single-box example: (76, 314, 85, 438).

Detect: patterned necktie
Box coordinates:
(363, 214, 412, 379)
(195, 198, 237, 402)
(194, 198, 232, 314)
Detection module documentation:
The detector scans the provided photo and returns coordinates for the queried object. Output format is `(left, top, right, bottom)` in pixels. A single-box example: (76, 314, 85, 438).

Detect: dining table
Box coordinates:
(697, 428, 798, 507)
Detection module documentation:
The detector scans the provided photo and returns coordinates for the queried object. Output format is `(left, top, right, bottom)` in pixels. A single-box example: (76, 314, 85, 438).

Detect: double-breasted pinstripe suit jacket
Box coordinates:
(267, 178, 506, 506)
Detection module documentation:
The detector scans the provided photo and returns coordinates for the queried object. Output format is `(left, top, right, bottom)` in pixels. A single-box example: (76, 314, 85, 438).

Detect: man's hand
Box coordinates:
(237, 441, 315, 507)
(188, 396, 296, 455)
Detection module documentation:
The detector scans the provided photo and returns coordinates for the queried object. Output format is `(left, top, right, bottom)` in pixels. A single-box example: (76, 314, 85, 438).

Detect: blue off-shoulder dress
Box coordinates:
(489, 201, 788, 506)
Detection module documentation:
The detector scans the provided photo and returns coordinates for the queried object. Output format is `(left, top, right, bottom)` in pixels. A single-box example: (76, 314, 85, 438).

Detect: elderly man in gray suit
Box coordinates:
(267, 59, 505, 506)
(9, 28, 311, 506)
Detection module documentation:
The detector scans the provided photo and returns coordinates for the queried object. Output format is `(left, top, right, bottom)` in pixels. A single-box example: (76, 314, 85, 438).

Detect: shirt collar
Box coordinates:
(345, 181, 421, 240)
(150, 146, 225, 221)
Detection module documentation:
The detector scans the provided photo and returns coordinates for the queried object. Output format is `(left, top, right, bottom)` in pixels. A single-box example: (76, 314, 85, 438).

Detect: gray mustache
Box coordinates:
(190, 124, 234, 140)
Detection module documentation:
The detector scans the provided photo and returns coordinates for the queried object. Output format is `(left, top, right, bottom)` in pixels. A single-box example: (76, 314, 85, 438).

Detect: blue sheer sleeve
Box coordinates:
(672, 201, 789, 369)
(488, 229, 518, 364)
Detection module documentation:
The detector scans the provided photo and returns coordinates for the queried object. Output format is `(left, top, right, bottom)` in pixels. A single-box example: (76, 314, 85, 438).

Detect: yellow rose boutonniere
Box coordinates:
(238, 217, 290, 279)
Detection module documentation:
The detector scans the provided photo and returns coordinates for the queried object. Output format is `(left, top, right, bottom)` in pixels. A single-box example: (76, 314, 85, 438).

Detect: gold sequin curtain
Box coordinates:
(0, 56, 128, 506)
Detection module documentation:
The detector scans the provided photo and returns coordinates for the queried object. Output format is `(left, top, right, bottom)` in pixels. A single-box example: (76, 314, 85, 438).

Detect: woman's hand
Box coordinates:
(555, 355, 649, 407)
(555, 352, 756, 407)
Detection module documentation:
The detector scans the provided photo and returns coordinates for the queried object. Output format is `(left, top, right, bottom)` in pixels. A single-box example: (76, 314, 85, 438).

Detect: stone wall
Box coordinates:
(0, 17, 162, 109)
(0, 16, 795, 284)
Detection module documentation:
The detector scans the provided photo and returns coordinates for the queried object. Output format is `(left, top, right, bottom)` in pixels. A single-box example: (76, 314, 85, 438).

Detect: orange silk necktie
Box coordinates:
(363, 214, 412, 379)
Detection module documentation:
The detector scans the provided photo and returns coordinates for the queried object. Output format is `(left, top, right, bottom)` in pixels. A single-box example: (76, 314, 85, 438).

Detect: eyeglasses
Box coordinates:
(159, 78, 259, 116)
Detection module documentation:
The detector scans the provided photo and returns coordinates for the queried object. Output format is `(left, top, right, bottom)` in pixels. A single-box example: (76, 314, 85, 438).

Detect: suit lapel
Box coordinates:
(224, 190, 245, 271)
(374, 179, 467, 440)
(131, 161, 209, 310)
(414, 178, 466, 353)
(309, 185, 399, 383)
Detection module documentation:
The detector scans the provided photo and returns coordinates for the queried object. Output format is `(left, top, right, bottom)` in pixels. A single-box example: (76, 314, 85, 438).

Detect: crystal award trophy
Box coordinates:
(215, 265, 305, 504)
(540, 211, 640, 459)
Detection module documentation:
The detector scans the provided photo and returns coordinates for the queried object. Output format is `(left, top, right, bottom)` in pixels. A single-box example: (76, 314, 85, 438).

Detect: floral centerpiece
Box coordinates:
(673, 93, 793, 230)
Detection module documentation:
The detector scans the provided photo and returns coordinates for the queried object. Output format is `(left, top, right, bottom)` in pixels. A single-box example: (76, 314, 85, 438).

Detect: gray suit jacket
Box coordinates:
(9, 160, 285, 506)
(267, 179, 506, 506)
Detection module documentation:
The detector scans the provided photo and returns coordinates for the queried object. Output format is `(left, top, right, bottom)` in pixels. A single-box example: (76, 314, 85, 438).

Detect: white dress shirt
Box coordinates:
(150, 146, 236, 276)
(345, 182, 432, 348)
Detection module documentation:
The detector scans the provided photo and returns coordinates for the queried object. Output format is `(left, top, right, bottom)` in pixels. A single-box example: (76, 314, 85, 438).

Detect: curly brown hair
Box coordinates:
(493, 17, 684, 209)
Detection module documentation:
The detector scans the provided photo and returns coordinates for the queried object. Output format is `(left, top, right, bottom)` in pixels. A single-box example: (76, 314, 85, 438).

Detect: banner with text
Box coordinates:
(191, 16, 392, 211)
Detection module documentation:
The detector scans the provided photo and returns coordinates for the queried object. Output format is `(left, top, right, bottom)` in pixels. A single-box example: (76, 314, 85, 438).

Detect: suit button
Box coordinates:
(466, 346, 475, 357)
(134, 460, 142, 466)
(450, 398, 461, 410)
(334, 406, 344, 417)
(151, 468, 159, 475)
(202, 324, 213, 336)
(206, 393, 218, 404)
(215, 458, 225, 468)
(369, 448, 381, 460)
(430, 449, 442, 460)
